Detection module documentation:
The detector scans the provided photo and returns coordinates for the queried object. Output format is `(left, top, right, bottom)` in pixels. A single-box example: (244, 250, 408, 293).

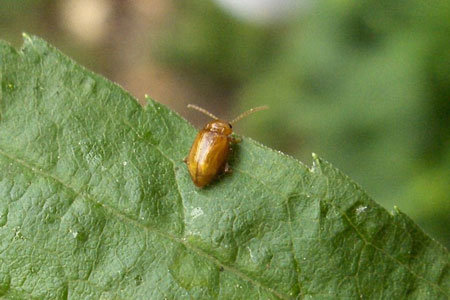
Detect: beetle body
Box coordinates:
(185, 104, 268, 187)
(186, 120, 233, 187)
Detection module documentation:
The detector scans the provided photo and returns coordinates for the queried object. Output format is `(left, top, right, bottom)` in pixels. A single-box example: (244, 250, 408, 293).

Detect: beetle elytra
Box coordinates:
(185, 104, 268, 187)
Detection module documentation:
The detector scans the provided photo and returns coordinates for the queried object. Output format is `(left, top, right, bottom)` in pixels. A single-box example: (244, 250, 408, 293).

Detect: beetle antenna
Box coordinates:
(187, 104, 219, 120)
(230, 105, 269, 125)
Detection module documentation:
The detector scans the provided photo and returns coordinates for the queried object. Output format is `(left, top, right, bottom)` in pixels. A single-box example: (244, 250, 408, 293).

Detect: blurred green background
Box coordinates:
(1, 0, 449, 248)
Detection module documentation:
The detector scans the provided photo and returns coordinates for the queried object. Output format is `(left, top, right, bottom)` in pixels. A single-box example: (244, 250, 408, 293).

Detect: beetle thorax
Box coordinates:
(204, 120, 232, 135)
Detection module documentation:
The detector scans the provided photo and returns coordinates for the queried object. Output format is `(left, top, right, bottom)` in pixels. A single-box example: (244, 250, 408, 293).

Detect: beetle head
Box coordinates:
(205, 120, 233, 135)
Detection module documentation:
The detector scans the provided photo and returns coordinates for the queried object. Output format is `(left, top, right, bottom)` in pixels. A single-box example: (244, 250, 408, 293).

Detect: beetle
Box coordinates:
(185, 104, 268, 187)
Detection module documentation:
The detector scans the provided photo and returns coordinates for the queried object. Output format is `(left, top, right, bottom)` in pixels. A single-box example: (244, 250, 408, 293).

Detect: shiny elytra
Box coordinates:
(185, 104, 268, 187)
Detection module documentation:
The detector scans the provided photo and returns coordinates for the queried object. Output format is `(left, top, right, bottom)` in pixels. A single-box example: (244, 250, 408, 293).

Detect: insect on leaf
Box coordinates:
(0, 35, 448, 299)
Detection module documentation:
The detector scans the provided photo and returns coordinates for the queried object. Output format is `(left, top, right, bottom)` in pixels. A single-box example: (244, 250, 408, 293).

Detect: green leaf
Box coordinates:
(0, 35, 448, 299)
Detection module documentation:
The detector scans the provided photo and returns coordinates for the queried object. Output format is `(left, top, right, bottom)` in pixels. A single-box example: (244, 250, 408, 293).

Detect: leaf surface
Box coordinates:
(0, 35, 448, 299)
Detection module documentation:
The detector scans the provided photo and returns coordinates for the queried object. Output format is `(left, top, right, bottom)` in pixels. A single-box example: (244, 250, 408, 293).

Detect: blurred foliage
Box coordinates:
(162, 0, 450, 248)
(1, 0, 448, 248)
(158, 0, 285, 87)
(0, 0, 58, 45)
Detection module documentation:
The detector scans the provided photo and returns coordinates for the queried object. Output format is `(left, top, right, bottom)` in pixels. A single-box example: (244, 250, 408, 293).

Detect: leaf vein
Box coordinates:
(234, 166, 448, 298)
(0, 148, 291, 300)
(323, 177, 448, 297)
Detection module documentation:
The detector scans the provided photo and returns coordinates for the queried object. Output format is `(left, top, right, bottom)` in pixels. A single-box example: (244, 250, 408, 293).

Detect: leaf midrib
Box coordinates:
(0, 148, 292, 300)
(3, 143, 446, 299)
(1, 36, 447, 299)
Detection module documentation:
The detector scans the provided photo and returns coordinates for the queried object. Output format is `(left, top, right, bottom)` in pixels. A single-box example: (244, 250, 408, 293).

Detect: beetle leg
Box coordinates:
(224, 163, 232, 173)
(183, 157, 188, 164)
(230, 136, 242, 144)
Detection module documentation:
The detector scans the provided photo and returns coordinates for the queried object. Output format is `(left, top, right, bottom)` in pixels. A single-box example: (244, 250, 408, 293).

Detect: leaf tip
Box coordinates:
(21, 32, 33, 44)
(143, 94, 155, 108)
(21, 33, 43, 50)
(393, 205, 401, 214)
(392, 206, 409, 218)
(310, 152, 322, 173)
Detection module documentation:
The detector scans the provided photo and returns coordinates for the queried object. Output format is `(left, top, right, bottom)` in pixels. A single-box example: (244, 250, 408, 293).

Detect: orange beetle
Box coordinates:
(185, 104, 268, 187)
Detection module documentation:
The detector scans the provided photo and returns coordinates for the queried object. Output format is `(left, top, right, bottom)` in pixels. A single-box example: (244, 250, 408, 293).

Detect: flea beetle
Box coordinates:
(185, 104, 268, 187)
